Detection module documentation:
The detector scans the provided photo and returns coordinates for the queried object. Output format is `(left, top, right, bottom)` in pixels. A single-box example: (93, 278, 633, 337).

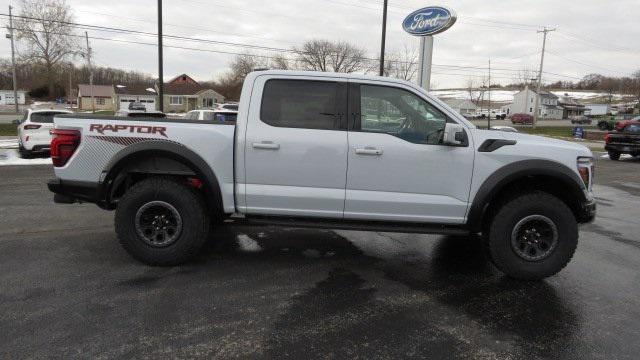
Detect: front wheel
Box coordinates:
(608, 151, 621, 161)
(486, 191, 578, 280)
(115, 177, 210, 266)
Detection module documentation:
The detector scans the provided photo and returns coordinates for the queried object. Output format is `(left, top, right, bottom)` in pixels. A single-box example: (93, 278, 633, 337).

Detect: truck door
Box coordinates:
(243, 77, 348, 218)
(344, 82, 474, 224)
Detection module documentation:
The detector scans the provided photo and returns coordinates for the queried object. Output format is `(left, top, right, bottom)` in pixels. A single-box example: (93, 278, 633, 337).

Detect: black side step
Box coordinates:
(226, 215, 469, 236)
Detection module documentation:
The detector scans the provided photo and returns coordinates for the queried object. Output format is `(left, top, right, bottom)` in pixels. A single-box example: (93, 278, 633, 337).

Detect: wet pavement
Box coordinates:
(1, 157, 639, 359)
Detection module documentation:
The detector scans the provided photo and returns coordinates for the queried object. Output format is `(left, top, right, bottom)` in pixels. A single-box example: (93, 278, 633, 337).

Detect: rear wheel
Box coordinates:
(18, 144, 32, 159)
(485, 191, 578, 280)
(608, 151, 621, 161)
(115, 177, 210, 266)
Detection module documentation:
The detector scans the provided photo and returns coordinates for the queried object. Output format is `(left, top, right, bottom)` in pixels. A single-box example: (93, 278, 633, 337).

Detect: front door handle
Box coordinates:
(355, 146, 383, 156)
(252, 141, 280, 150)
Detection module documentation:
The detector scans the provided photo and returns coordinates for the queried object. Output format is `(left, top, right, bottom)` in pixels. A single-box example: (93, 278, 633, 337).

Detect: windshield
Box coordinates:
(625, 124, 640, 133)
(30, 112, 68, 123)
(222, 104, 239, 111)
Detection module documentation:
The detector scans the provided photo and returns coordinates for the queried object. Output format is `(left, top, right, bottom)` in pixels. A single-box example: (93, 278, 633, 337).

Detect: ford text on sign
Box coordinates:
(402, 6, 456, 36)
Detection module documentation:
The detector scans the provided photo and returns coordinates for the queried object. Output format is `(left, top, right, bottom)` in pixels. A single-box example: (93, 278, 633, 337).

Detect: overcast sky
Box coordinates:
(1, 0, 639, 88)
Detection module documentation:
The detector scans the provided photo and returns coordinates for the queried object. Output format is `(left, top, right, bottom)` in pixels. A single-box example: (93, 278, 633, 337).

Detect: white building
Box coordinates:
(443, 99, 478, 117)
(0, 90, 26, 105)
(584, 104, 611, 116)
(501, 86, 563, 120)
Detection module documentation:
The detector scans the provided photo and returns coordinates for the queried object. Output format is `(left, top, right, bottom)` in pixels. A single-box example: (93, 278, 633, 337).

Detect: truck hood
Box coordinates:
(500, 131, 593, 157)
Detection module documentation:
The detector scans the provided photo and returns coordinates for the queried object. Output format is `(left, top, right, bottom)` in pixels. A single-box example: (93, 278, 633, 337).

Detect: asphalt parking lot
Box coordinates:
(1, 156, 639, 359)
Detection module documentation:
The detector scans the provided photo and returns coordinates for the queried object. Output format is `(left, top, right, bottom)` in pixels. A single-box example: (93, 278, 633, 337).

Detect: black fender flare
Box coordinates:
(466, 159, 586, 232)
(97, 140, 224, 217)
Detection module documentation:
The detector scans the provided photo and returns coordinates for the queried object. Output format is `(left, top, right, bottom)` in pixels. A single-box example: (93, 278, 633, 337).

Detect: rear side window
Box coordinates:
(260, 79, 340, 130)
(30, 112, 66, 123)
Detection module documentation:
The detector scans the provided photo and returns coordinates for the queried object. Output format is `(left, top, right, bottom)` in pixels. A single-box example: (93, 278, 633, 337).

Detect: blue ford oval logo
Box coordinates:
(402, 6, 457, 36)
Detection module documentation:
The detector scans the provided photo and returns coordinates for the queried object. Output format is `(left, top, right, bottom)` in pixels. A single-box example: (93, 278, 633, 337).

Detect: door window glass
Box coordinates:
(260, 80, 339, 130)
(360, 85, 448, 145)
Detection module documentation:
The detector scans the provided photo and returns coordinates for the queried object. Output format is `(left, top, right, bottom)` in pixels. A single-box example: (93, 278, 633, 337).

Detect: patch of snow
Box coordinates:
(432, 89, 630, 103)
(0, 139, 18, 149)
(236, 234, 262, 252)
(146, 88, 156, 93)
(600, 153, 634, 160)
(116, 84, 126, 88)
(0, 149, 52, 166)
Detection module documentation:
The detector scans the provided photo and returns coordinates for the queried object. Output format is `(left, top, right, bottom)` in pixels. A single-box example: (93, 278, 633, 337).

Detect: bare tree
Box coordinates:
(295, 39, 366, 73)
(627, 70, 640, 105)
(466, 77, 489, 106)
(15, 0, 80, 96)
(371, 45, 418, 82)
(512, 67, 536, 87)
(271, 53, 294, 70)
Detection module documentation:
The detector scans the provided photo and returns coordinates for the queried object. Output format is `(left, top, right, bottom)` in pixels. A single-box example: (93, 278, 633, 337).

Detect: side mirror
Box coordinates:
(443, 123, 465, 146)
(12, 119, 21, 125)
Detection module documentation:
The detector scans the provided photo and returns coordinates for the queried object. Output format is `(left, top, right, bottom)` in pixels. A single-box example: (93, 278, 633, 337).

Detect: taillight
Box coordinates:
(51, 129, 80, 167)
(23, 124, 41, 130)
(604, 133, 611, 143)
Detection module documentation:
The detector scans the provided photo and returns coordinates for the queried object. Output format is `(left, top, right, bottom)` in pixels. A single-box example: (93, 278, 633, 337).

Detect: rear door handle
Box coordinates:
(355, 146, 383, 156)
(252, 141, 280, 150)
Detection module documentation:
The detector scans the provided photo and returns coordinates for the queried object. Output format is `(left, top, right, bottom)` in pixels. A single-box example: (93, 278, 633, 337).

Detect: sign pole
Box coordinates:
(418, 36, 433, 91)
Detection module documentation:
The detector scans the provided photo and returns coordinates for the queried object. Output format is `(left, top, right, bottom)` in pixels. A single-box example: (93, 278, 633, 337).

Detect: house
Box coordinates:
(0, 90, 26, 105)
(558, 94, 585, 119)
(501, 86, 563, 120)
(115, 85, 157, 111)
(159, 74, 225, 113)
(443, 99, 477, 117)
(584, 103, 611, 116)
(77, 84, 115, 111)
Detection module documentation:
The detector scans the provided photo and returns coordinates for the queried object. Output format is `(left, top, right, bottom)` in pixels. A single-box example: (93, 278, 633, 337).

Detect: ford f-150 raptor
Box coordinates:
(48, 70, 596, 280)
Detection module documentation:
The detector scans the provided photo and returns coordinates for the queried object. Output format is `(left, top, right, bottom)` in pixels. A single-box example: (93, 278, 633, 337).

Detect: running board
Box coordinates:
(224, 215, 469, 235)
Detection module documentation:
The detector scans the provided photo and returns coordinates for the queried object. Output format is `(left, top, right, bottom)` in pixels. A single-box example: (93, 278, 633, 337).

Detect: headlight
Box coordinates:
(577, 157, 593, 190)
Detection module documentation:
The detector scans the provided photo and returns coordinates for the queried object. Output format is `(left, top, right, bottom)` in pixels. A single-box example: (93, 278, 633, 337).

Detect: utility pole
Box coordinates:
(84, 31, 94, 113)
(532, 27, 555, 128)
(7, 5, 19, 113)
(157, 0, 164, 111)
(488, 58, 491, 129)
(378, 0, 388, 76)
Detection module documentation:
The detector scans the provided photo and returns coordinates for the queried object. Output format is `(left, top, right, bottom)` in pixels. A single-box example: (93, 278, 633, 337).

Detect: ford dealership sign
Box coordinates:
(402, 6, 457, 36)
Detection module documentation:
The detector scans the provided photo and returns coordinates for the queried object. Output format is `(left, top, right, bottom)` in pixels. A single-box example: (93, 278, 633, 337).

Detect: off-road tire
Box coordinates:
(115, 177, 210, 266)
(485, 191, 578, 280)
(608, 151, 621, 161)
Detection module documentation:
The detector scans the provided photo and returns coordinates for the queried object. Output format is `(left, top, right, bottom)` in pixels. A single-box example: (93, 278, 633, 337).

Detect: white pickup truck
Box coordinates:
(48, 70, 596, 280)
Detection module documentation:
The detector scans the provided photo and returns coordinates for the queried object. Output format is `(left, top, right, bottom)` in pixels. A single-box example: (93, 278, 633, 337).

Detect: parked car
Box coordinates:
(48, 70, 595, 280)
(216, 103, 239, 111)
(614, 116, 640, 132)
(570, 116, 592, 125)
(184, 109, 238, 123)
(477, 109, 507, 120)
(604, 123, 640, 160)
(128, 102, 147, 111)
(17, 108, 73, 158)
(115, 109, 166, 118)
(511, 113, 534, 125)
(490, 126, 518, 133)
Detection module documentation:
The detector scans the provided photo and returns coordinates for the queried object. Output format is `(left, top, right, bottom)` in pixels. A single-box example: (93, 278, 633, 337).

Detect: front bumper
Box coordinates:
(578, 198, 597, 224)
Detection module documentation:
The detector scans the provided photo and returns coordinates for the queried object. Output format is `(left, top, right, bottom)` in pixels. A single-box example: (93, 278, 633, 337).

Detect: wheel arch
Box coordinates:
(98, 140, 225, 219)
(467, 159, 587, 233)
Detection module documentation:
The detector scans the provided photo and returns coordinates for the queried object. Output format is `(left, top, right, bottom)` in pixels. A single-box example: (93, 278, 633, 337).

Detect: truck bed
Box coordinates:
(53, 114, 237, 213)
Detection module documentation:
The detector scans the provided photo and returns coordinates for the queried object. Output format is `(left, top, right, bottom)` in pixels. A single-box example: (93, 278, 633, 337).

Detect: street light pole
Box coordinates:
(157, 0, 164, 111)
(378, 0, 388, 76)
(8, 5, 19, 113)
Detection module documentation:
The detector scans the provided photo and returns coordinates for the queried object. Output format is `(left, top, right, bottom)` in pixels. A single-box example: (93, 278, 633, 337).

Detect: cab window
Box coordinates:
(358, 85, 448, 145)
